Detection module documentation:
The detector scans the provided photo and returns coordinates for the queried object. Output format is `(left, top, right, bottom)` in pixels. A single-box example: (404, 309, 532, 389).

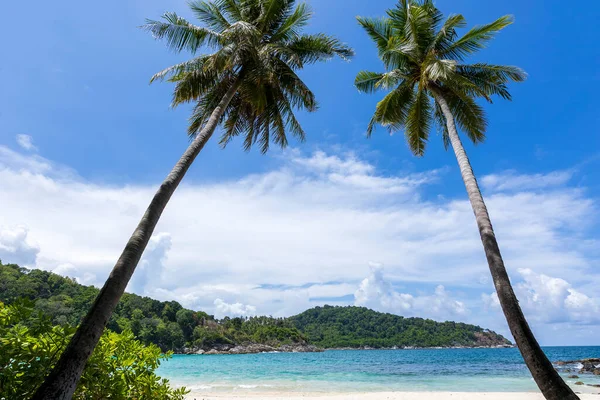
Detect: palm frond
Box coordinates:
(433, 101, 451, 149)
(355, 71, 384, 94)
(287, 34, 354, 64)
(149, 56, 209, 83)
(405, 88, 432, 156)
(189, 1, 232, 32)
(442, 87, 488, 144)
(270, 2, 312, 42)
(369, 81, 415, 136)
(142, 12, 221, 53)
(429, 14, 465, 53)
(441, 15, 514, 60)
(170, 68, 223, 106)
(356, 17, 393, 54)
(220, 0, 244, 22)
(424, 59, 457, 81)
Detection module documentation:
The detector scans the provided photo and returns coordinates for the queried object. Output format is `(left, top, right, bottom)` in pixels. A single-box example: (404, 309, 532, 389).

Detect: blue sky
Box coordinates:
(1, 0, 599, 345)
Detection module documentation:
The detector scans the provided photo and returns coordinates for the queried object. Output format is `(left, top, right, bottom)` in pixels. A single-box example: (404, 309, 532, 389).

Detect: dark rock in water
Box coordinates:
(575, 381, 584, 385)
(568, 375, 580, 379)
(587, 384, 600, 388)
(554, 358, 600, 377)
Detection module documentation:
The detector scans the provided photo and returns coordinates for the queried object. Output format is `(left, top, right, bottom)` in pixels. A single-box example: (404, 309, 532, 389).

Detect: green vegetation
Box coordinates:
(0, 299, 187, 400)
(0, 262, 307, 352)
(1, 262, 510, 352)
(290, 305, 511, 348)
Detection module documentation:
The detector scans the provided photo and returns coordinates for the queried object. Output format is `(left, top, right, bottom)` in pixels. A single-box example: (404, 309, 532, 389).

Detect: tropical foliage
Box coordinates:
(144, 0, 354, 152)
(0, 262, 306, 352)
(290, 305, 511, 348)
(0, 262, 510, 352)
(355, 0, 525, 154)
(0, 299, 187, 400)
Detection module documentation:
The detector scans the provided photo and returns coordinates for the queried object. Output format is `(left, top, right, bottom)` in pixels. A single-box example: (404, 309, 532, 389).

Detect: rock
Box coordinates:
(568, 375, 580, 379)
(575, 382, 585, 386)
(179, 342, 324, 356)
(587, 384, 600, 388)
(554, 358, 600, 377)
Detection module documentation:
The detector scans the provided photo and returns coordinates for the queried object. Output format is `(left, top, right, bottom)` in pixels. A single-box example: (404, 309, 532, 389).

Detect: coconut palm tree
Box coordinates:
(32, 1, 353, 398)
(355, 1, 577, 399)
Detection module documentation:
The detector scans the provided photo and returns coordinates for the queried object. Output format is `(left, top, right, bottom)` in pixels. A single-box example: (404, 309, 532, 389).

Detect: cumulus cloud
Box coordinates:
(214, 299, 257, 318)
(52, 263, 97, 286)
(354, 265, 468, 320)
(128, 233, 172, 295)
(16, 134, 38, 152)
(0, 144, 598, 343)
(483, 268, 600, 325)
(0, 225, 40, 266)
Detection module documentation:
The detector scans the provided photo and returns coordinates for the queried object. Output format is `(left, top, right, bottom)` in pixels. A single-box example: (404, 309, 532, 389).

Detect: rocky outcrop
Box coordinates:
(555, 358, 600, 375)
(473, 331, 513, 348)
(179, 343, 323, 355)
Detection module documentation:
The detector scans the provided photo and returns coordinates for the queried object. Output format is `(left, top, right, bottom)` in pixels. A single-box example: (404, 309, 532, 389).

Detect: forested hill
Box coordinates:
(290, 305, 512, 348)
(0, 262, 511, 352)
(0, 262, 307, 353)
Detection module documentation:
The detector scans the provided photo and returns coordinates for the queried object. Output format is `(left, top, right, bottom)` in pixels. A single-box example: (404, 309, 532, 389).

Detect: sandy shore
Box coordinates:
(185, 391, 600, 400)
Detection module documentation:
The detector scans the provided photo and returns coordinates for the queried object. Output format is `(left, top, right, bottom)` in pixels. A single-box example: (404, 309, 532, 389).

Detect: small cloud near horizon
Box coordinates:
(16, 134, 38, 152)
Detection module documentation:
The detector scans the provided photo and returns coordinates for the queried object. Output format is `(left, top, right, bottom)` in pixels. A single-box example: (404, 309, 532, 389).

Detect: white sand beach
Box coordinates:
(186, 391, 600, 400)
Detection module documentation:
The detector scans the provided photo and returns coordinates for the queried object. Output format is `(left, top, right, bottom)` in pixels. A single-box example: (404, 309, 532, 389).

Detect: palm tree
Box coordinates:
(355, 2, 577, 399)
(32, 1, 353, 398)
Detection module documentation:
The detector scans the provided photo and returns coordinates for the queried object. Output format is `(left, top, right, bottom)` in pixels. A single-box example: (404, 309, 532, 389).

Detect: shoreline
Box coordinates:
(184, 391, 600, 400)
(175, 345, 515, 356)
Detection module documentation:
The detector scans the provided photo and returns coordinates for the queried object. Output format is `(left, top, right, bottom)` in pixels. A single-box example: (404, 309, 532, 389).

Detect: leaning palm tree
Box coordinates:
(355, 1, 577, 399)
(33, 1, 352, 398)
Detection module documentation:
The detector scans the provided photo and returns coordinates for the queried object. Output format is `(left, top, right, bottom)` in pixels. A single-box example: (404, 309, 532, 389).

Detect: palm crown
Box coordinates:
(144, 0, 353, 153)
(355, 0, 526, 156)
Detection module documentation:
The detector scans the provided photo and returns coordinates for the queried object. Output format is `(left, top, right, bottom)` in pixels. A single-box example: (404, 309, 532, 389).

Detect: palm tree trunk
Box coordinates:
(31, 78, 242, 400)
(432, 90, 579, 400)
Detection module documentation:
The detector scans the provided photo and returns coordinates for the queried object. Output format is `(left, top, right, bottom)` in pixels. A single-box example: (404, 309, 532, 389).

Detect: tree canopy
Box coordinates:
(144, 0, 353, 153)
(355, 0, 526, 156)
(0, 262, 511, 351)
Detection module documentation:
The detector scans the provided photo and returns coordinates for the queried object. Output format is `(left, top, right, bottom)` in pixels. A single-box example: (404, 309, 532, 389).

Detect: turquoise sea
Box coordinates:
(158, 347, 600, 393)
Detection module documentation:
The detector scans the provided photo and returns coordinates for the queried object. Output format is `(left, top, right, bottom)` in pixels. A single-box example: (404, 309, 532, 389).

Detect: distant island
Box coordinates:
(0, 262, 512, 354)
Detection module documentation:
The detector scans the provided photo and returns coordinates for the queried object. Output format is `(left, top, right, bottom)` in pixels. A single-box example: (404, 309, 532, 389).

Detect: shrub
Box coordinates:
(0, 300, 188, 400)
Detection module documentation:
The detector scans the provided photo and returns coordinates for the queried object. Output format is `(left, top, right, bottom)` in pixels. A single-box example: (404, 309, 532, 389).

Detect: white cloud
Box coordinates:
(0, 144, 598, 343)
(128, 233, 172, 295)
(483, 268, 600, 325)
(481, 170, 573, 192)
(0, 225, 40, 266)
(52, 263, 97, 286)
(16, 134, 38, 152)
(214, 299, 257, 318)
(354, 265, 468, 320)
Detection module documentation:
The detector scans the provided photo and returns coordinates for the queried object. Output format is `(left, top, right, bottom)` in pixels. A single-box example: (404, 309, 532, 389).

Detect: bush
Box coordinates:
(0, 300, 188, 400)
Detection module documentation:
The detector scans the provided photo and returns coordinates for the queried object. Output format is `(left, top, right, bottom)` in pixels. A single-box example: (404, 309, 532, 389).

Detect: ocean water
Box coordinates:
(157, 347, 600, 393)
